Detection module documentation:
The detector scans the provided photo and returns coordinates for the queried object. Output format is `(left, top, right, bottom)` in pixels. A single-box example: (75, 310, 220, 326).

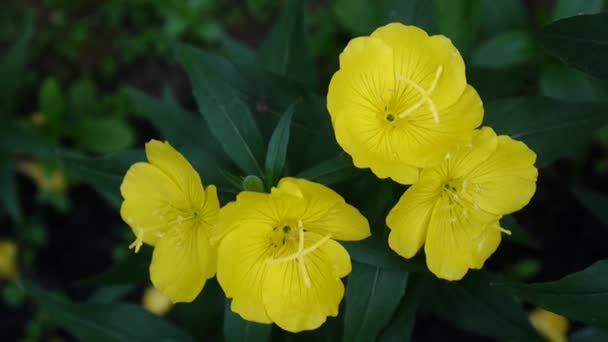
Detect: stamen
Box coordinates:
(396, 65, 443, 123)
(129, 227, 144, 253)
(266, 220, 332, 289)
(495, 225, 512, 235)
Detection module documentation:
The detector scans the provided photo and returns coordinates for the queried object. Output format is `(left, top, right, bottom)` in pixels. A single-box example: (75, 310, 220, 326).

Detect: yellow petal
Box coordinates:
(217, 225, 273, 324)
(424, 196, 499, 280)
(262, 232, 347, 332)
(149, 226, 215, 303)
(201, 185, 222, 245)
(327, 36, 394, 122)
(387, 174, 441, 258)
(448, 127, 499, 179)
(469, 221, 503, 270)
(371, 23, 466, 111)
(145, 140, 205, 205)
(272, 178, 370, 241)
(120, 162, 186, 246)
(529, 308, 569, 342)
(466, 135, 538, 215)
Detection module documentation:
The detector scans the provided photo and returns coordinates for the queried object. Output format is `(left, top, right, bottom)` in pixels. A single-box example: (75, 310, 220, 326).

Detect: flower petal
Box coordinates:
(470, 221, 503, 270)
(327, 36, 394, 122)
(145, 140, 205, 206)
(217, 225, 273, 324)
(120, 162, 186, 245)
(149, 226, 215, 303)
(272, 178, 370, 241)
(448, 126, 498, 180)
(387, 174, 442, 258)
(371, 23, 466, 111)
(466, 135, 538, 215)
(424, 196, 499, 281)
(262, 232, 347, 332)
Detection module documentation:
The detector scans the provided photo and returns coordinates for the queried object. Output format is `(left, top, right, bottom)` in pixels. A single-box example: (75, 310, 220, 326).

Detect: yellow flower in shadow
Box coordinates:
(120, 140, 219, 303)
(529, 308, 569, 342)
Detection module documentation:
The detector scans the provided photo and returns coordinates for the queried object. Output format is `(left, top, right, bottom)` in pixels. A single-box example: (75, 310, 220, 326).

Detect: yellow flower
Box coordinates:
(327, 22, 483, 184)
(529, 308, 569, 342)
(386, 127, 538, 280)
(120, 140, 219, 303)
(142, 286, 174, 316)
(216, 178, 370, 332)
(19, 160, 66, 193)
(0, 240, 18, 281)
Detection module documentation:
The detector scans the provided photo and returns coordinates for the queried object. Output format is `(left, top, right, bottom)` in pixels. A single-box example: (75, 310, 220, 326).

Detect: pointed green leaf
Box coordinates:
(223, 301, 272, 342)
(540, 63, 601, 101)
(540, 13, 608, 80)
(484, 97, 608, 167)
(343, 262, 409, 342)
(378, 273, 426, 342)
(572, 187, 608, 225)
(258, 0, 316, 88)
(175, 44, 264, 175)
(39, 78, 66, 140)
(24, 281, 194, 342)
(264, 104, 295, 188)
(296, 154, 361, 186)
(498, 260, 608, 330)
(428, 271, 541, 341)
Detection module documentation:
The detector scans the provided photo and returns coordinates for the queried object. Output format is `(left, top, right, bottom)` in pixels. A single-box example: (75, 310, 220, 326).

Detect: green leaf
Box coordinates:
(471, 30, 535, 68)
(540, 13, 608, 80)
(175, 44, 264, 175)
(61, 149, 144, 209)
(0, 22, 32, 114)
(24, 281, 194, 342)
(69, 78, 99, 117)
(264, 104, 295, 188)
(39, 78, 66, 140)
(342, 235, 425, 271)
(433, 0, 483, 54)
(343, 262, 409, 342)
(378, 273, 425, 342)
(572, 187, 608, 225)
(73, 117, 134, 154)
(499, 260, 608, 330)
(383, 0, 437, 34)
(223, 301, 272, 342)
(484, 97, 608, 167)
(428, 271, 541, 341)
(0, 120, 57, 160)
(174, 279, 224, 340)
(480, 0, 527, 34)
(540, 63, 601, 101)
(257, 0, 316, 88)
(552, 0, 604, 21)
(0, 154, 21, 222)
(334, 0, 382, 35)
(501, 215, 542, 249)
(296, 154, 360, 186)
(81, 248, 151, 286)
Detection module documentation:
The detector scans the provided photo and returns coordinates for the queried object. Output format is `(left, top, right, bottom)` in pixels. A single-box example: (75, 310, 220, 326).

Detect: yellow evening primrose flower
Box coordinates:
(529, 308, 569, 342)
(386, 127, 538, 280)
(216, 178, 370, 332)
(120, 140, 219, 303)
(327, 22, 483, 184)
(0, 240, 18, 281)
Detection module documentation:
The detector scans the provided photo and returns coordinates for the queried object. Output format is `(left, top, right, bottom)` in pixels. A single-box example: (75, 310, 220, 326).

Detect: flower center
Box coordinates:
(382, 65, 443, 124)
(266, 220, 332, 288)
(128, 207, 201, 253)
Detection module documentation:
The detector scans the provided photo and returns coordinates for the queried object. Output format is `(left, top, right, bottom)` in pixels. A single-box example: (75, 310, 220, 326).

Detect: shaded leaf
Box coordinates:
(471, 30, 535, 68)
(498, 260, 608, 330)
(502, 215, 542, 249)
(378, 273, 425, 342)
(175, 44, 264, 175)
(264, 104, 295, 188)
(552, 0, 604, 21)
(0, 154, 21, 222)
(540, 13, 608, 80)
(25, 281, 193, 342)
(342, 235, 425, 272)
(428, 271, 541, 341)
(223, 300, 272, 342)
(480, 0, 527, 34)
(296, 154, 360, 186)
(73, 117, 134, 154)
(540, 63, 602, 101)
(572, 187, 608, 225)
(81, 248, 152, 286)
(343, 262, 408, 342)
(258, 0, 316, 88)
(383, 0, 437, 34)
(39, 78, 65, 140)
(571, 327, 608, 342)
(484, 97, 608, 167)
(433, 0, 482, 54)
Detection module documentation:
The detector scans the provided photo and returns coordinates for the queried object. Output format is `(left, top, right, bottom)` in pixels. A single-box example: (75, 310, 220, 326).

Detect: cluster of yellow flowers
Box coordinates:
(119, 23, 538, 333)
